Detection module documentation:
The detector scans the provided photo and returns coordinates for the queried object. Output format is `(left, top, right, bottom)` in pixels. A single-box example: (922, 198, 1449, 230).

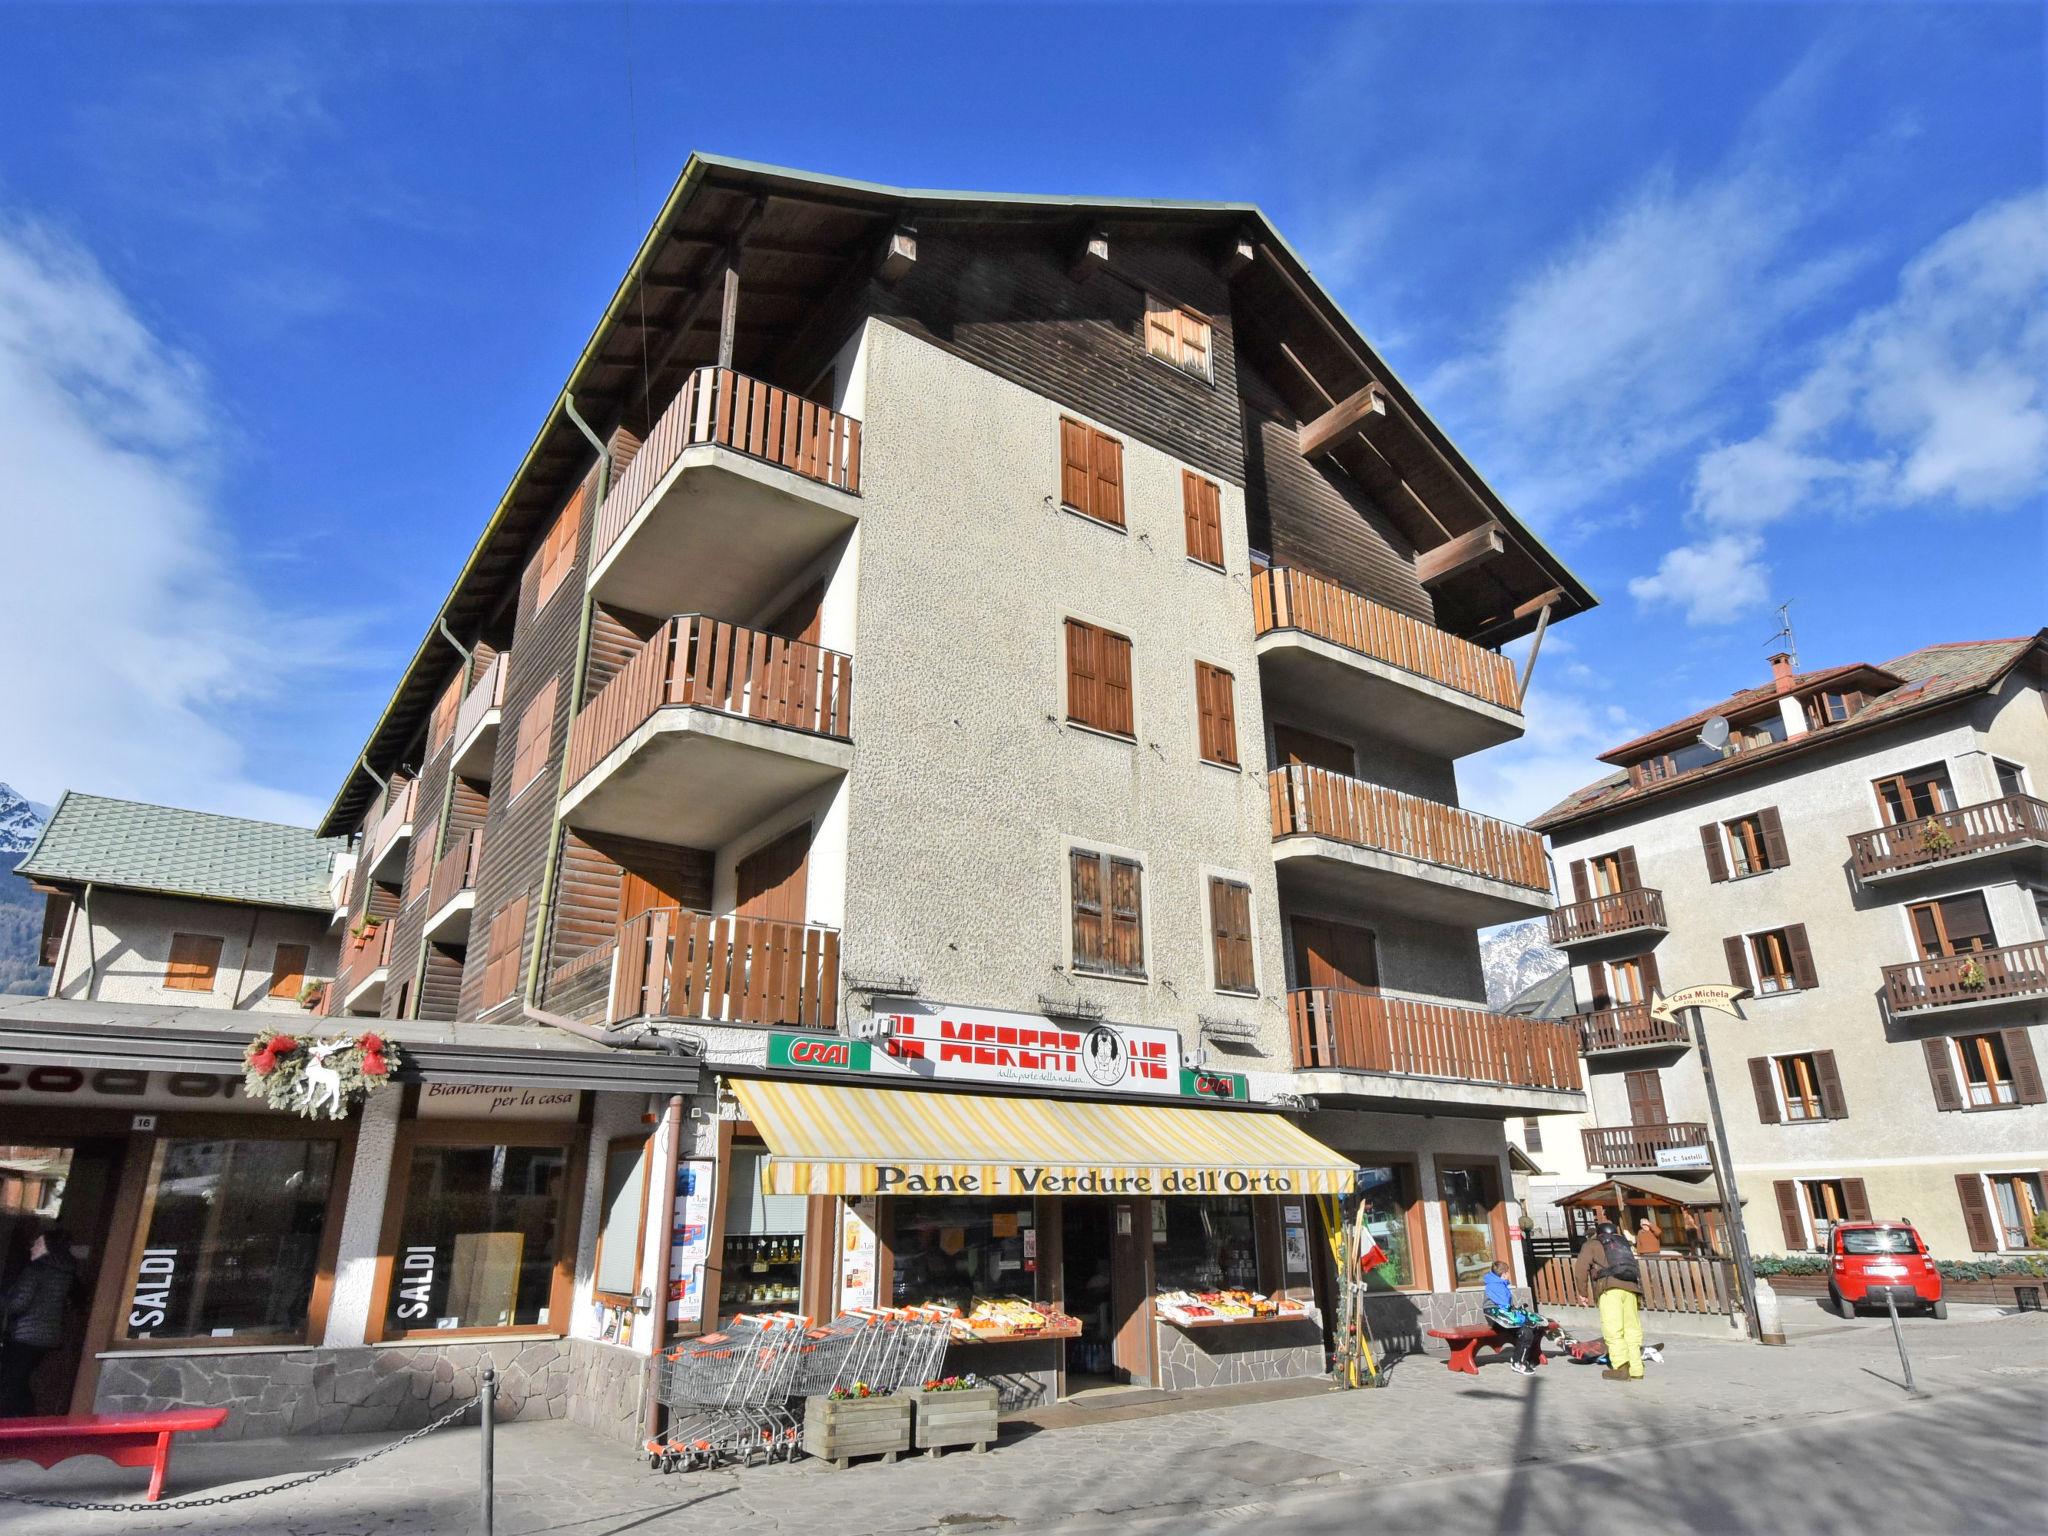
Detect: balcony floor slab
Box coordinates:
(422, 891, 476, 947)
(1274, 835, 1555, 926)
(450, 714, 500, 782)
(341, 969, 388, 1016)
(1255, 631, 1524, 759)
(1286, 1070, 1585, 1117)
(365, 827, 412, 885)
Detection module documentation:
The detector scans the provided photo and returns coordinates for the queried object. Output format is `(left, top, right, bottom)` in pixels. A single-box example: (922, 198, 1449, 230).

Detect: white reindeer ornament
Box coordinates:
(299, 1037, 352, 1119)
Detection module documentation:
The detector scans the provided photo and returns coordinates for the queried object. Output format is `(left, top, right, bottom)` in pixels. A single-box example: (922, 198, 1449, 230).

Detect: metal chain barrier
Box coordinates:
(0, 1387, 486, 1514)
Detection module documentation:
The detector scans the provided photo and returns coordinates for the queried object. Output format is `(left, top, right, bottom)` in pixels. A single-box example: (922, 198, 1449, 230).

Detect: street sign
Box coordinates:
(1650, 983, 1749, 1024)
(1655, 1146, 1712, 1170)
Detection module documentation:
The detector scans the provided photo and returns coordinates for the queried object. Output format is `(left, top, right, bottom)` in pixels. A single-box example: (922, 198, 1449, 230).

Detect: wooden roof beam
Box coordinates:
(878, 225, 917, 285)
(1218, 227, 1257, 281)
(1465, 586, 1567, 646)
(1298, 384, 1389, 458)
(1416, 521, 1507, 587)
(1069, 227, 1110, 282)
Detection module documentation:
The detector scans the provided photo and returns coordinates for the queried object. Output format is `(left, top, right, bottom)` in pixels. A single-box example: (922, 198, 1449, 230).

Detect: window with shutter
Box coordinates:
(480, 893, 530, 1011)
(1723, 935, 1752, 991)
(535, 484, 585, 611)
(1699, 823, 1731, 883)
(1954, 1173, 1999, 1252)
(1064, 620, 1135, 738)
(1143, 293, 1214, 380)
(1748, 1057, 1782, 1125)
(1951, 1034, 2018, 1109)
(1209, 877, 1254, 994)
(1182, 471, 1224, 568)
(511, 677, 559, 796)
(1746, 927, 1807, 994)
(1070, 851, 1105, 971)
(1194, 662, 1238, 767)
(1722, 813, 1783, 877)
(1521, 1117, 1544, 1155)
(1982, 1172, 2046, 1251)
(1057, 418, 1125, 528)
(1108, 857, 1144, 977)
(428, 673, 463, 755)
(164, 933, 223, 993)
(1873, 764, 1953, 825)
(1773, 1053, 1825, 1121)
(1773, 1181, 1805, 1250)
(1070, 847, 1145, 979)
(269, 943, 310, 999)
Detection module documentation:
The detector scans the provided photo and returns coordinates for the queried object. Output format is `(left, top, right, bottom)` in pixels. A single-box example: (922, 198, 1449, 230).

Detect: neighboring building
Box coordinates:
(1532, 637, 2048, 1265)
(6, 156, 1594, 1431)
(18, 793, 347, 1011)
(1498, 968, 1594, 1234)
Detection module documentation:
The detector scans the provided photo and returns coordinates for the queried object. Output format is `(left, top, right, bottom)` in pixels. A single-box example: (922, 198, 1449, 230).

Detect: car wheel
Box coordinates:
(1829, 1286, 1854, 1319)
(1931, 1301, 1948, 1320)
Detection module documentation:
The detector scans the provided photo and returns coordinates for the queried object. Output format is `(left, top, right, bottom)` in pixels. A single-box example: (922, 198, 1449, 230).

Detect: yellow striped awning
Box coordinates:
(731, 1078, 1356, 1197)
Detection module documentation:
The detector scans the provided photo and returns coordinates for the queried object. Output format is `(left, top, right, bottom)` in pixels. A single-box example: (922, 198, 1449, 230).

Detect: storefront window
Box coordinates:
(890, 1197, 1035, 1311)
(1440, 1164, 1501, 1287)
(387, 1143, 568, 1333)
(125, 1137, 338, 1341)
(1152, 1196, 1258, 1292)
(1355, 1165, 1418, 1291)
(721, 1146, 807, 1316)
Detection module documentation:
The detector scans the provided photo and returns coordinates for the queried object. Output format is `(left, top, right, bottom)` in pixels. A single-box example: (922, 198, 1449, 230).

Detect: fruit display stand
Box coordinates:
(930, 1300, 1078, 1414)
(803, 1392, 913, 1470)
(1152, 1291, 1325, 1392)
(909, 1381, 1000, 1456)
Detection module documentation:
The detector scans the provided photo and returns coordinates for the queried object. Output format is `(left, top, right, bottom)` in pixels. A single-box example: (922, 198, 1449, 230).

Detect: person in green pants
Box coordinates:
(1573, 1219, 1644, 1381)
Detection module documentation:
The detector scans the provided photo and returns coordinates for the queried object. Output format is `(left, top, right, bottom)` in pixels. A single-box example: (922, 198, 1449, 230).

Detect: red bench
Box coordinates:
(1427, 1323, 1549, 1377)
(0, 1407, 230, 1502)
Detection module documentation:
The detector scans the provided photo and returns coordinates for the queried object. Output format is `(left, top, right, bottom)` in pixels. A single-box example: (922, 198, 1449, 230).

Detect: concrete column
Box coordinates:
(323, 1087, 402, 1346)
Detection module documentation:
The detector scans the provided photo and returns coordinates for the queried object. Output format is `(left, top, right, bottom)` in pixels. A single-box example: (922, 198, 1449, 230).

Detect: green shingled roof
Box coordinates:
(16, 793, 346, 912)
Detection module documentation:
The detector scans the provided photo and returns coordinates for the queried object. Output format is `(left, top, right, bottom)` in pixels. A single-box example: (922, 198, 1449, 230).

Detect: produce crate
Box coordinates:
(803, 1393, 912, 1470)
(910, 1384, 999, 1456)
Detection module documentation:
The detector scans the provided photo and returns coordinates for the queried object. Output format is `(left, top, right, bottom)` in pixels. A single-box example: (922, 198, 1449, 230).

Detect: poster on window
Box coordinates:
(1283, 1225, 1310, 1277)
(668, 1159, 715, 1326)
(839, 1197, 879, 1311)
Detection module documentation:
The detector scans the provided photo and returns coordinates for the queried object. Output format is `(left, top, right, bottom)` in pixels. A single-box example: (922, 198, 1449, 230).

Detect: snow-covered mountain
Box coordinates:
(1481, 918, 1566, 1008)
(1, 785, 53, 996)
(0, 783, 47, 853)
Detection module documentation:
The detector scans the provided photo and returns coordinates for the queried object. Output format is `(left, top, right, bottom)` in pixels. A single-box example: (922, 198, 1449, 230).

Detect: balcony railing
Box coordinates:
(1548, 887, 1667, 946)
(331, 920, 392, 1011)
(592, 365, 862, 568)
(1582, 1122, 1709, 1170)
(1573, 1003, 1688, 1055)
(1882, 940, 2048, 1014)
(1268, 765, 1549, 892)
(564, 616, 854, 791)
(369, 780, 418, 865)
(1288, 987, 1582, 1092)
(427, 828, 483, 918)
(453, 654, 506, 748)
(1849, 794, 2048, 880)
(1251, 566, 1520, 711)
(610, 907, 839, 1031)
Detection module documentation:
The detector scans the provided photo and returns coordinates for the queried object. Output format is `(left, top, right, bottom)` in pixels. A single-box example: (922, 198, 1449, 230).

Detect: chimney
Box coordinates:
(1769, 652, 1797, 695)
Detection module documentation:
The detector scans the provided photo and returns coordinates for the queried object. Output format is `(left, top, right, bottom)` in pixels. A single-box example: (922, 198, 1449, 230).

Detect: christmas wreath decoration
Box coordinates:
(243, 1028, 401, 1119)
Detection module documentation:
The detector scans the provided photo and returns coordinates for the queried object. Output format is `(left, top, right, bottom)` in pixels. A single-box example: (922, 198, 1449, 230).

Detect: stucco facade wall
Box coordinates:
(52, 890, 337, 1011)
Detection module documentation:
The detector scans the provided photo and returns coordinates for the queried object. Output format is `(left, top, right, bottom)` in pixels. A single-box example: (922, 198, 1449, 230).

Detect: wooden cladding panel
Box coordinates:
(1268, 765, 1548, 891)
(552, 830, 713, 975)
(1288, 987, 1581, 1091)
(1252, 566, 1517, 709)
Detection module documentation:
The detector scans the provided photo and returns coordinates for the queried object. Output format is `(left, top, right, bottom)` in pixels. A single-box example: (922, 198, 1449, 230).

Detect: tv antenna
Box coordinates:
(1764, 601, 1798, 669)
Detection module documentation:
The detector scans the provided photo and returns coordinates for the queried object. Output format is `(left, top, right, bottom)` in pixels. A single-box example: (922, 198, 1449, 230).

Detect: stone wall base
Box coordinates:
(1156, 1316, 1323, 1390)
(565, 1336, 650, 1445)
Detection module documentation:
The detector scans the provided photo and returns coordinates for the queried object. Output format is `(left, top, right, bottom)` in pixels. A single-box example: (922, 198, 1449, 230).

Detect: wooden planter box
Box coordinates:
(1765, 1271, 2047, 1308)
(802, 1393, 911, 1469)
(910, 1384, 998, 1456)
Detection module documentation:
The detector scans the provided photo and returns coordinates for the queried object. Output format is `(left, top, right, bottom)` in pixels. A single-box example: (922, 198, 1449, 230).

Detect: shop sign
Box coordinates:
(765, 1034, 874, 1073)
(667, 1159, 715, 1327)
(1178, 1066, 1249, 1101)
(869, 1002, 1183, 1098)
(127, 1247, 179, 1333)
(0, 1064, 266, 1111)
(838, 1196, 878, 1311)
(1654, 1145, 1712, 1171)
(416, 1083, 580, 1120)
(871, 1165, 1307, 1195)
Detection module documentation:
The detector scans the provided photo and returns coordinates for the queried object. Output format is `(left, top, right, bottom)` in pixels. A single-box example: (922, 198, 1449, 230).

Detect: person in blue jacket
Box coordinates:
(1482, 1260, 1546, 1376)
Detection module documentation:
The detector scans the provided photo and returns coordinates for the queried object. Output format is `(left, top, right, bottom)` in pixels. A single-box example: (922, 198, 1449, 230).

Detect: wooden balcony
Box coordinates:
(334, 920, 392, 1016)
(610, 907, 839, 1031)
(588, 366, 862, 621)
(1268, 765, 1552, 924)
(1582, 1122, 1710, 1172)
(422, 829, 484, 946)
(1572, 1003, 1689, 1058)
(365, 781, 418, 884)
(1251, 567, 1523, 758)
(451, 654, 507, 781)
(1849, 794, 2048, 883)
(1289, 987, 1582, 1097)
(1547, 887, 1668, 952)
(1882, 939, 2048, 1016)
(560, 617, 854, 848)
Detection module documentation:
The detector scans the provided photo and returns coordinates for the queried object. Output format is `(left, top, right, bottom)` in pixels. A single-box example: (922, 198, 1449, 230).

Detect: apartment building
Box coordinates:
(1533, 638, 2048, 1266)
(5, 156, 1591, 1431)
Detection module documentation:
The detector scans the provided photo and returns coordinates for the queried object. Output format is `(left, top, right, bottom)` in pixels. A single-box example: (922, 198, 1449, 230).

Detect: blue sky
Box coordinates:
(1, 2, 2042, 829)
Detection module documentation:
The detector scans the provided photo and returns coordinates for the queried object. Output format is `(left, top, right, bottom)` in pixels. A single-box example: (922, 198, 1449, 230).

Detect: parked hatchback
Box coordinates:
(1829, 1221, 1945, 1318)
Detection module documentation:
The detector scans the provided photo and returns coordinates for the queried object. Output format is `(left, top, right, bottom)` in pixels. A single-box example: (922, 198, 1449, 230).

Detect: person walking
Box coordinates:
(1636, 1217, 1664, 1255)
(1574, 1219, 1644, 1382)
(1482, 1260, 1545, 1376)
(1, 1227, 77, 1417)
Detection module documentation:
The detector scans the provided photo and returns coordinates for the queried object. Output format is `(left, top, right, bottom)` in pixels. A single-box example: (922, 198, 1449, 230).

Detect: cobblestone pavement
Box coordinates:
(3, 1310, 2043, 1534)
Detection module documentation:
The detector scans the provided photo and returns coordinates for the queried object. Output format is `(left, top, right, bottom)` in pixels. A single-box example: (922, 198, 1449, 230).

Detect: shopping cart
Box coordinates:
(645, 1311, 813, 1472)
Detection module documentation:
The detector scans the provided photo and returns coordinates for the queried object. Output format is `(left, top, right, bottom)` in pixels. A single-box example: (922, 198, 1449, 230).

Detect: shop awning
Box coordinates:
(731, 1078, 1356, 1197)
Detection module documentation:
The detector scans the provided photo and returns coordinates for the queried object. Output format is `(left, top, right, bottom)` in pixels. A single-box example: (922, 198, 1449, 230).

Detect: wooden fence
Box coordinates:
(1548, 886, 1666, 945)
(1251, 566, 1520, 710)
(610, 907, 839, 1031)
(1581, 1123, 1710, 1170)
(592, 365, 861, 564)
(1882, 939, 2048, 1013)
(565, 616, 853, 790)
(1573, 1003, 1688, 1055)
(1849, 793, 2048, 880)
(1531, 1253, 1741, 1317)
(1288, 987, 1581, 1090)
(1269, 765, 1549, 892)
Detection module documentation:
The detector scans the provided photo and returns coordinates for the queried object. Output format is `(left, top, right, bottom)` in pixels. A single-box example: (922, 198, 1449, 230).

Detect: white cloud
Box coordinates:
(0, 216, 348, 823)
(1627, 533, 1772, 628)
(1459, 679, 1641, 827)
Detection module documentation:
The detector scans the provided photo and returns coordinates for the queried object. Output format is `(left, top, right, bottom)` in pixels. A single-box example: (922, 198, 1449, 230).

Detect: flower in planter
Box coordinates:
(919, 1374, 981, 1392)
(1956, 957, 1989, 991)
(828, 1381, 880, 1400)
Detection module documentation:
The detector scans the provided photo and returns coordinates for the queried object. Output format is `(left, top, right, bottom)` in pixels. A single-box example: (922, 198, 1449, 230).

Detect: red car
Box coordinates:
(1828, 1221, 1945, 1318)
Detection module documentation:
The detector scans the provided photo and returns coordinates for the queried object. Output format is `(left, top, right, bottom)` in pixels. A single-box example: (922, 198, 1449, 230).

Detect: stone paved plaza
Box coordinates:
(4, 1306, 2044, 1534)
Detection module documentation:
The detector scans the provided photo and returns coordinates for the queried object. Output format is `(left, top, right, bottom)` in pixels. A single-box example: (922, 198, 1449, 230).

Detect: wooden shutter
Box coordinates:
(1624, 1069, 1666, 1125)
(1785, 924, 1818, 990)
(1639, 950, 1663, 999)
(1195, 662, 1237, 766)
(1065, 620, 1133, 737)
(1922, 1037, 1964, 1112)
(2003, 1028, 2045, 1104)
(1813, 1051, 1848, 1119)
(1144, 294, 1178, 363)
(1099, 628, 1134, 736)
(268, 943, 310, 999)
(1209, 878, 1254, 993)
(428, 673, 463, 754)
(1954, 1173, 1998, 1252)
(513, 676, 558, 793)
(1617, 847, 1642, 890)
(1108, 857, 1144, 976)
(1059, 418, 1092, 512)
(1569, 860, 1590, 902)
(1182, 471, 1223, 567)
(1700, 824, 1730, 883)
(1840, 1179, 1871, 1222)
(1773, 1181, 1805, 1250)
(1065, 619, 1098, 728)
(1273, 725, 1352, 775)
(1179, 309, 1211, 376)
(737, 825, 810, 925)
(480, 893, 529, 1010)
(535, 483, 585, 610)
(164, 933, 223, 992)
(1091, 429, 1124, 527)
(1758, 807, 1790, 869)
(1588, 960, 1613, 1011)
(1748, 1057, 1781, 1125)
(1070, 850, 1106, 971)
(1724, 935, 1753, 991)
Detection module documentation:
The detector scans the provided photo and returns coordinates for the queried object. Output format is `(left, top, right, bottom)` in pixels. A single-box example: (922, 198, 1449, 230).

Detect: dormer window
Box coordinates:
(1144, 294, 1213, 380)
(1805, 689, 1863, 729)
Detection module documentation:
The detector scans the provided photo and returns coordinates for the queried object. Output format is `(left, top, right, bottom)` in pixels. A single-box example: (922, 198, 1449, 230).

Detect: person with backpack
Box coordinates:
(1, 1226, 78, 1417)
(1573, 1218, 1644, 1381)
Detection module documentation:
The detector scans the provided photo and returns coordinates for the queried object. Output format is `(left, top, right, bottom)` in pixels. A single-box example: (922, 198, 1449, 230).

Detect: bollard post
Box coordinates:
(1883, 1290, 1916, 1394)
(480, 1365, 497, 1536)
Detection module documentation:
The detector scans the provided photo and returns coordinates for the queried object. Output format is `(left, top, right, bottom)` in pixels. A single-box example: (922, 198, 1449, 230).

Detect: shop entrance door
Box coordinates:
(0, 1138, 126, 1415)
(1059, 1199, 1152, 1390)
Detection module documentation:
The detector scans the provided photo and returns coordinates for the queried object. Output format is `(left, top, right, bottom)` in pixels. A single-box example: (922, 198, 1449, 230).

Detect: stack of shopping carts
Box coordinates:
(644, 1307, 957, 1473)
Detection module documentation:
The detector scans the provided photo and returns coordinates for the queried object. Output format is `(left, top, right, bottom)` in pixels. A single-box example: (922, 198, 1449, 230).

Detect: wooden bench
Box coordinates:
(0, 1407, 230, 1502)
(1427, 1323, 1549, 1377)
